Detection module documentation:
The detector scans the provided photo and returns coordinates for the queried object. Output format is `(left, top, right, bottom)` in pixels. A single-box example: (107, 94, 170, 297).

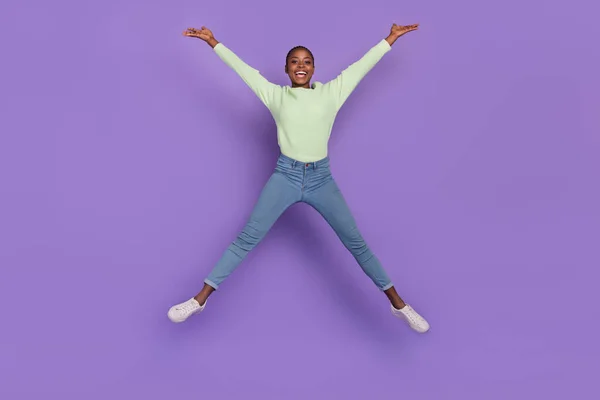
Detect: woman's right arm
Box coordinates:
(183, 27, 279, 108)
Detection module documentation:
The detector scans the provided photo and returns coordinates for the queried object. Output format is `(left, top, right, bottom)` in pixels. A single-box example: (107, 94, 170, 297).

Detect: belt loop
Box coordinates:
(292, 160, 296, 168)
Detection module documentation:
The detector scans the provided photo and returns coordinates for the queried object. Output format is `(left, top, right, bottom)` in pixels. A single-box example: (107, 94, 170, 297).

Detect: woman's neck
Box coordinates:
(291, 83, 312, 89)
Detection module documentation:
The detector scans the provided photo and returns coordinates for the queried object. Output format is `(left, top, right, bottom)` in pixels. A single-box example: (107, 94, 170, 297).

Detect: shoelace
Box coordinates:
(178, 300, 198, 314)
(402, 307, 422, 325)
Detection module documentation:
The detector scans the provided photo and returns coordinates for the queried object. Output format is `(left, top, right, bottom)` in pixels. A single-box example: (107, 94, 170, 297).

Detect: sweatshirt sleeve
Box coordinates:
(323, 39, 392, 109)
(214, 43, 280, 109)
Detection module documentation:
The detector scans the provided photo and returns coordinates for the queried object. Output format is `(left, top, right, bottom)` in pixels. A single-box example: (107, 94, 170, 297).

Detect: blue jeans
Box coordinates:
(204, 154, 394, 291)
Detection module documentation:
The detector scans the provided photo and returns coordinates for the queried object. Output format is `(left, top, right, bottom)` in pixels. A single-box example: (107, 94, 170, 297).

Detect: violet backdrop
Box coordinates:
(1, 0, 599, 399)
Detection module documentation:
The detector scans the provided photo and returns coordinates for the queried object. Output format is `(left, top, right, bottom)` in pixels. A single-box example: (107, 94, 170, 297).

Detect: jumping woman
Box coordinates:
(169, 23, 430, 333)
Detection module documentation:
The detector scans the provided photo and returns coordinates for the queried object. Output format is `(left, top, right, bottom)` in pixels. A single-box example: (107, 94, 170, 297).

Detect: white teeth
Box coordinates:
(296, 71, 307, 76)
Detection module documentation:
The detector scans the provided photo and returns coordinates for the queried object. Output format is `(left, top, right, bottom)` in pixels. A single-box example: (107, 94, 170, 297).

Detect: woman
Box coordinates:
(169, 23, 430, 333)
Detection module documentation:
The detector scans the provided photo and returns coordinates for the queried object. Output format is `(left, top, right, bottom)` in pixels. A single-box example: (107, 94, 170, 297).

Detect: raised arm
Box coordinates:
(183, 27, 279, 108)
(324, 23, 419, 109)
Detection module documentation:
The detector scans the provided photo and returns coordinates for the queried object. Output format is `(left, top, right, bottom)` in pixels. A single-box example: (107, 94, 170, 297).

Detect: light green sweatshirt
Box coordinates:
(214, 39, 392, 162)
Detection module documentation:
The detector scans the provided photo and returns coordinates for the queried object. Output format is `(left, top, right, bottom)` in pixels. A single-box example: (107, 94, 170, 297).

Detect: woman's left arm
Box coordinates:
(325, 23, 419, 109)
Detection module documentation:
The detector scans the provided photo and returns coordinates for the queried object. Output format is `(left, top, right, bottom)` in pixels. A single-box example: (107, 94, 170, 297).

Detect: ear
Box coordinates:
(285, 65, 288, 73)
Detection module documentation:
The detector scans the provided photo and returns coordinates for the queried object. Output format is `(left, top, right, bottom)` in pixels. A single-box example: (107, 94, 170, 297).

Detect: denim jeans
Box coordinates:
(204, 154, 394, 291)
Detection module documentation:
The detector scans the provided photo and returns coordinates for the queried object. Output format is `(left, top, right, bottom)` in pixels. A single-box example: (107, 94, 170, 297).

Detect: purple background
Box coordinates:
(1, 0, 599, 398)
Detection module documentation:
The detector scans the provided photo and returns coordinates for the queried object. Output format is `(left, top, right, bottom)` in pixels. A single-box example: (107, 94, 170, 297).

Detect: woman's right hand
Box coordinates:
(183, 27, 219, 47)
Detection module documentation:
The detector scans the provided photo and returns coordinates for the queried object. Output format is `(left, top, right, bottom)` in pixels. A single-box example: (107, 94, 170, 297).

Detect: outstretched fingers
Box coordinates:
(398, 23, 419, 35)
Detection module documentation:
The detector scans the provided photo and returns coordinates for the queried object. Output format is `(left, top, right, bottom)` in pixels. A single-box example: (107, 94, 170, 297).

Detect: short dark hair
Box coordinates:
(286, 46, 314, 64)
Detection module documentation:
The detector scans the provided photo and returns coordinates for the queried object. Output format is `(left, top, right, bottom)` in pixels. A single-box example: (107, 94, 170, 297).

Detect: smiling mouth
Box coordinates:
(295, 71, 307, 78)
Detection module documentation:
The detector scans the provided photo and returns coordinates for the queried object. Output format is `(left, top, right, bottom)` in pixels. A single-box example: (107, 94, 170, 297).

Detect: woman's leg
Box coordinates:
(200, 172, 301, 300)
(168, 171, 300, 322)
(303, 175, 429, 332)
(303, 178, 405, 308)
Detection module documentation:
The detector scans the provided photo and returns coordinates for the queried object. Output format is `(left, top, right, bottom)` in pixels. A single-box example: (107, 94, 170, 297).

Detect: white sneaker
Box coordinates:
(391, 304, 430, 333)
(168, 298, 206, 323)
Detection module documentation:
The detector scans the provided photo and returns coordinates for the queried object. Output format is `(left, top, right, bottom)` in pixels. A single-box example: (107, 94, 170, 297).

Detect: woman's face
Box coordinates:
(285, 48, 315, 88)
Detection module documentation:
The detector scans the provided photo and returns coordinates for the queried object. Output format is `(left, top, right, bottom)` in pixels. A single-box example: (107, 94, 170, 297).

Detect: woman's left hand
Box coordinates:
(390, 23, 419, 38)
(386, 23, 419, 46)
